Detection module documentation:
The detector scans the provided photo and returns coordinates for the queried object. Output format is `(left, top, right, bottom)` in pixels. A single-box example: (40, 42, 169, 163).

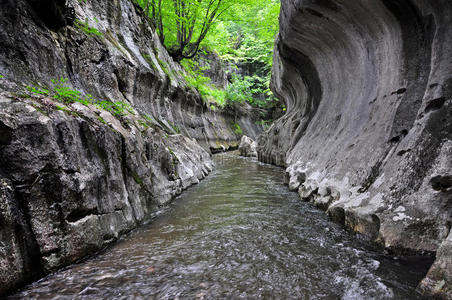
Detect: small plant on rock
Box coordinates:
(95, 100, 133, 117)
(51, 78, 93, 104)
(231, 121, 243, 135)
(26, 85, 49, 96)
(74, 18, 102, 37)
(25, 78, 134, 120)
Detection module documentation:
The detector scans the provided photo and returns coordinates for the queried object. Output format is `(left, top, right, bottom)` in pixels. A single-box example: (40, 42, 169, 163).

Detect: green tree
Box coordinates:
(201, 0, 281, 108)
(137, 0, 281, 110)
(139, 0, 232, 61)
(142, 0, 164, 42)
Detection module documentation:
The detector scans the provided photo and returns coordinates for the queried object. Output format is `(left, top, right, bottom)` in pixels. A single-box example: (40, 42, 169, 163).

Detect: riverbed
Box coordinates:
(11, 154, 431, 299)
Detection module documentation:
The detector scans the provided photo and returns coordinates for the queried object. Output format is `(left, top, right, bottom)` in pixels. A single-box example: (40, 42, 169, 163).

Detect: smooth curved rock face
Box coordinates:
(259, 0, 452, 297)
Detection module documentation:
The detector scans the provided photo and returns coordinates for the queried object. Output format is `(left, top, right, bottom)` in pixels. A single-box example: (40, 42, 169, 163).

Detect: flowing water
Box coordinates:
(11, 154, 432, 299)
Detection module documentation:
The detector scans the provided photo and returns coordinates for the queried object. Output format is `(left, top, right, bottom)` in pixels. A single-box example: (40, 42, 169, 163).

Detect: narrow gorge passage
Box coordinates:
(11, 154, 432, 299)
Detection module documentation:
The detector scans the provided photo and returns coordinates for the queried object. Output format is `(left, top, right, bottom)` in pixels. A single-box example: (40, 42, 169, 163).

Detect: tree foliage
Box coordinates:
(201, 0, 280, 108)
(138, 0, 232, 61)
(137, 0, 281, 109)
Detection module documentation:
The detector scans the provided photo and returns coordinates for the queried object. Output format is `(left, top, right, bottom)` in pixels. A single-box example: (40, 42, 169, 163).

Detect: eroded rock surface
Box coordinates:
(0, 93, 214, 294)
(258, 0, 452, 297)
(0, 0, 262, 153)
(0, 0, 261, 294)
(239, 135, 258, 158)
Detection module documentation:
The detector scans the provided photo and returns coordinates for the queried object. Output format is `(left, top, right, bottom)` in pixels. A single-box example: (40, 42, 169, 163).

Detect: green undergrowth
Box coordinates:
(23, 78, 134, 124)
(74, 18, 102, 37)
(25, 78, 133, 118)
(156, 57, 177, 82)
(166, 146, 180, 178)
(56, 104, 80, 117)
(23, 78, 185, 136)
(134, 0, 281, 110)
(30, 102, 49, 116)
(256, 119, 273, 131)
(141, 49, 228, 107)
(179, 56, 278, 110)
(139, 114, 175, 135)
(231, 121, 243, 135)
(168, 120, 181, 134)
(141, 52, 158, 71)
(97, 116, 107, 124)
(180, 59, 226, 106)
(105, 30, 130, 57)
(132, 171, 144, 186)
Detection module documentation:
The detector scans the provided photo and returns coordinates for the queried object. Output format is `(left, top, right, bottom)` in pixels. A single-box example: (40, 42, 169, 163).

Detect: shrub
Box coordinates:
(51, 78, 92, 104)
(181, 59, 226, 105)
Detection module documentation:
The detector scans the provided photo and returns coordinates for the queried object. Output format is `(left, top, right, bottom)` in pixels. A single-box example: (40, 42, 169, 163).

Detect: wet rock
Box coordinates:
(238, 135, 258, 158)
(286, 163, 306, 191)
(0, 94, 215, 293)
(258, 0, 452, 297)
(298, 185, 314, 200)
(328, 206, 346, 226)
(0, 176, 42, 294)
(345, 212, 381, 241)
(0, 0, 262, 293)
(430, 174, 452, 192)
(313, 196, 333, 211)
(419, 230, 452, 298)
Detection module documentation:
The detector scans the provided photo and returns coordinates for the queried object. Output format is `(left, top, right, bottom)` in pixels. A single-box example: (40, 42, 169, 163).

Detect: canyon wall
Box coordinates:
(258, 0, 452, 297)
(0, 0, 262, 152)
(0, 0, 261, 294)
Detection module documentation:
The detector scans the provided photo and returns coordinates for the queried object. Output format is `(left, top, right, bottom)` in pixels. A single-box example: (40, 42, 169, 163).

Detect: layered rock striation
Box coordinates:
(0, 0, 261, 294)
(258, 0, 452, 297)
(0, 94, 213, 293)
(0, 0, 261, 153)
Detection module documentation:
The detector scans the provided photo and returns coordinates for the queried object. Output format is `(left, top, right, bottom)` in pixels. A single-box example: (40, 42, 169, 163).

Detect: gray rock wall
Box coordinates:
(0, 0, 261, 294)
(0, 94, 213, 294)
(258, 0, 452, 297)
(0, 0, 262, 153)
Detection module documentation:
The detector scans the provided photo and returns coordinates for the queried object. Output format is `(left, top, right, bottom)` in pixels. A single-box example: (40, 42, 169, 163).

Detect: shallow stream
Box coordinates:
(12, 154, 431, 299)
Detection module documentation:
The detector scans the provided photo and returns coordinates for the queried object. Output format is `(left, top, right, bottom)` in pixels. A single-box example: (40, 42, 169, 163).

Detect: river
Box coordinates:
(11, 154, 431, 299)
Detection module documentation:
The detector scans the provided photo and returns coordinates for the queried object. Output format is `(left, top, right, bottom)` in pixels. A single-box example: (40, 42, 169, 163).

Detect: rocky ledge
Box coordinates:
(258, 0, 452, 298)
(0, 91, 215, 293)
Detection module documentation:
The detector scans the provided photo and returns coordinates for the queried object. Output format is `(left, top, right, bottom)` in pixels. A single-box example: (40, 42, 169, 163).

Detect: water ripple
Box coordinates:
(11, 154, 430, 299)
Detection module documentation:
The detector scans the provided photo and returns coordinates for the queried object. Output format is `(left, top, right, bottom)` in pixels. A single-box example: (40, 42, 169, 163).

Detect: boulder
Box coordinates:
(239, 135, 258, 158)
